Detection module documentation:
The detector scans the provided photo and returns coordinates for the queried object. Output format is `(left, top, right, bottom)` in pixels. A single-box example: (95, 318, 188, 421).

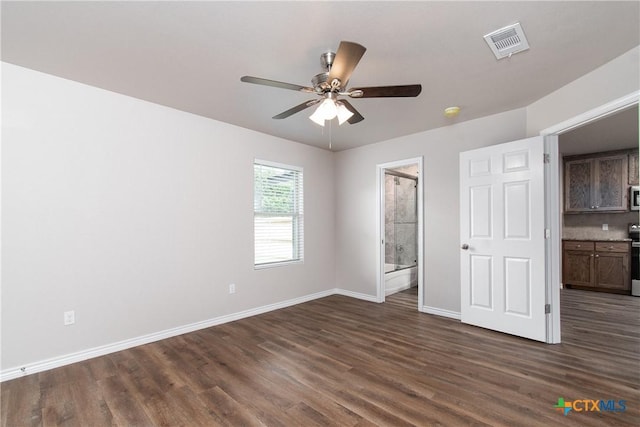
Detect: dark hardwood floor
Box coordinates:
(2, 288, 639, 426)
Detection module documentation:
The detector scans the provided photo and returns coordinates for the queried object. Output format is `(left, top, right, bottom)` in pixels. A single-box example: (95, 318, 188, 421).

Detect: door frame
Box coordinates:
(541, 90, 640, 344)
(376, 157, 424, 309)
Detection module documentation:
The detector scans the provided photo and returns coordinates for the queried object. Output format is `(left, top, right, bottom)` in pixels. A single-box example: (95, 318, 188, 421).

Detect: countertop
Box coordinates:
(562, 238, 632, 242)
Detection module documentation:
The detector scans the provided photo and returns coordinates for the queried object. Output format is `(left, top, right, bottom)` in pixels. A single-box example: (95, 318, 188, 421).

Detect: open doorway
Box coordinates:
(376, 157, 424, 310)
(558, 105, 638, 241)
(542, 91, 639, 342)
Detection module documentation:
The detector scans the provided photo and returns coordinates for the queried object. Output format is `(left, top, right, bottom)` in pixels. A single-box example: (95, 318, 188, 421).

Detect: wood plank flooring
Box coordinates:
(2, 288, 639, 426)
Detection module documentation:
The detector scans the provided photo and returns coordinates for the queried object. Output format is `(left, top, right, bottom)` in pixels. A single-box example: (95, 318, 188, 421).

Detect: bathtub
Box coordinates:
(385, 264, 418, 295)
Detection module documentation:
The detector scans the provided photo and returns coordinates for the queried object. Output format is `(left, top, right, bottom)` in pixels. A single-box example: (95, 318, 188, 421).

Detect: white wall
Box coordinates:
(334, 109, 527, 313)
(1, 63, 335, 372)
(526, 46, 640, 135)
(4, 44, 638, 376)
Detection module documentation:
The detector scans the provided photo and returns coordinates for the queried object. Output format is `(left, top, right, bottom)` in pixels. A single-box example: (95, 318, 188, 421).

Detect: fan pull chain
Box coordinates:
(329, 119, 332, 150)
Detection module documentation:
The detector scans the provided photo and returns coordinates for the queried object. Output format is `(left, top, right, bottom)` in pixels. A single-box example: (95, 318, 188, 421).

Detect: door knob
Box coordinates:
(461, 244, 469, 250)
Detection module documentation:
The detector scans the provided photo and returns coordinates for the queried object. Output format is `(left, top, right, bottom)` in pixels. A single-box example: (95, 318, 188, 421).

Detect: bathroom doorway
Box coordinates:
(384, 168, 418, 292)
(377, 157, 424, 310)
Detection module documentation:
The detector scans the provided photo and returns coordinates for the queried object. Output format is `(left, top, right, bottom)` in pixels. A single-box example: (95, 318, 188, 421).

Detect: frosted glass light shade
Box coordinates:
(309, 98, 342, 126)
(309, 108, 326, 126)
(336, 103, 354, 125)
(319, 98, 338, 119)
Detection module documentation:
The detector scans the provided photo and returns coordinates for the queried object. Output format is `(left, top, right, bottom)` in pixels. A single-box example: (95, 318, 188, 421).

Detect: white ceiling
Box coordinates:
(2, 1, 639, 151)
(559, 105, 639, 156)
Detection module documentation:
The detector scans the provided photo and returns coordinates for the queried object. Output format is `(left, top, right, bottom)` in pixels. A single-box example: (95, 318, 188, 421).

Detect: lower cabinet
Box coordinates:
(562, 240, 630, 294)
(563, 241, 594, 287)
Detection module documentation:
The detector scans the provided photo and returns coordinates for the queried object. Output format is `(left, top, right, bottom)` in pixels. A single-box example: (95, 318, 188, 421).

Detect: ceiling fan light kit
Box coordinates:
(309, 95, 354, 127)
(241, 41, 422, 128)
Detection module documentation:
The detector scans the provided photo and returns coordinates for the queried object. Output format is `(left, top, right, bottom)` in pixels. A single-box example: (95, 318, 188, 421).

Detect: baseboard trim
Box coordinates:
(0, 289, 335, 382)
(333, 288, 379, 303)
(421, 305, 461, 320)
(2, 289, 453, 382)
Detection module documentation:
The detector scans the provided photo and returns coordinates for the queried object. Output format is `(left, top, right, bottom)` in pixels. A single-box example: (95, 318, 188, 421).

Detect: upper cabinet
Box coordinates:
(564, 152, 629, 213)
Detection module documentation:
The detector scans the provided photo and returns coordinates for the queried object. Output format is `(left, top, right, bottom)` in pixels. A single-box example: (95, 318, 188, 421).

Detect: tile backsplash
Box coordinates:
(563, 211, 640, 240)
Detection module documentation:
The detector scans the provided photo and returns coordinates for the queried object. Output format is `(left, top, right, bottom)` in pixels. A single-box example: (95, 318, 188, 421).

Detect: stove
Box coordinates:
(629, 224, 640, 296)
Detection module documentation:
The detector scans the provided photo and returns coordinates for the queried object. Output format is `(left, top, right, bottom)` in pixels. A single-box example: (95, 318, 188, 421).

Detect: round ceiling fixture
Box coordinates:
(444, 106, 461, 118)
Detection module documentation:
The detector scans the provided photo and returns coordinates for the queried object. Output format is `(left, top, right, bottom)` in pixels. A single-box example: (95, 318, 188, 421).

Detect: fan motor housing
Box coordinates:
(313, 50, 340, 93)
(312, 72, 330, 93)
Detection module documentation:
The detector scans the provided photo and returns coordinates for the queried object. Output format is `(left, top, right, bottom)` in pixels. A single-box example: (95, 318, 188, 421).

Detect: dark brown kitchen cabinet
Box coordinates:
(562, 240, 630, 294)
(564, 154, 628, 213)
(629, 151, 639, 185)
(563, 241, 595, 287)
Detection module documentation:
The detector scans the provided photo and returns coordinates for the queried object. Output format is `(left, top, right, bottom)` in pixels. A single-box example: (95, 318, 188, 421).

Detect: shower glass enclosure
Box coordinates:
(384, 170, 418, 273)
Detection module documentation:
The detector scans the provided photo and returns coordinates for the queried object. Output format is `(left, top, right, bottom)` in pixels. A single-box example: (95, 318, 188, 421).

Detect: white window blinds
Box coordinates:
(254, 160, 304, 267)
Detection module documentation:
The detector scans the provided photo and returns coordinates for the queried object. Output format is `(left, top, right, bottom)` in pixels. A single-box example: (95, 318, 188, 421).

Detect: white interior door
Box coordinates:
(460, 136, 547, 342)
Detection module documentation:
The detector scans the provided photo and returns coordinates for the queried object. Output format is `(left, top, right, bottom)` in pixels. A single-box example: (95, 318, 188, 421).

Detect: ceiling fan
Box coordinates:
(241, 41, 422, 126)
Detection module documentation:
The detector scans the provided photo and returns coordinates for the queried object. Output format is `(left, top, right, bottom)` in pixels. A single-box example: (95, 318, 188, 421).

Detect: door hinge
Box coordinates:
(543, 153, 551, 164)
(545, 304, 551, 314)
(544, 228, 550, 239)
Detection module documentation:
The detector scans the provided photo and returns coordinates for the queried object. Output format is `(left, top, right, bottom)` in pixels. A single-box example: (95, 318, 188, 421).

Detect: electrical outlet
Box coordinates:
(63, 310, 75, 326)
(229, 283, 236, 294)
(602, 223, 609, 231)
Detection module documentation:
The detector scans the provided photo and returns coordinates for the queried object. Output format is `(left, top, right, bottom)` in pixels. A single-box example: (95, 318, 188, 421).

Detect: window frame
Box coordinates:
(253, 159, 304, 269)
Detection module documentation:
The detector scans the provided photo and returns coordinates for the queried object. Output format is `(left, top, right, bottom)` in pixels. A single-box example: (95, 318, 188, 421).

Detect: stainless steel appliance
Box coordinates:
(629, 223, 640, 296)
(631, 186, 640, 211)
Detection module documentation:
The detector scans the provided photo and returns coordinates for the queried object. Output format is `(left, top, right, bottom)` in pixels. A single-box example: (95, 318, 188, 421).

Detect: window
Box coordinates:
(254, 160, 304, 267)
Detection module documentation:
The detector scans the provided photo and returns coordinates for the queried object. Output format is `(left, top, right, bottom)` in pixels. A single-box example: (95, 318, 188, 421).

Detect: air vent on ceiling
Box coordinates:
(484, 23, 529, 59)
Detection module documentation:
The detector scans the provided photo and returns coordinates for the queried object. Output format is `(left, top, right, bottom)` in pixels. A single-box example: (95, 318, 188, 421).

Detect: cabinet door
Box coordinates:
(593, 155, 627, 211)
(629, 151, 639, 185)
(563, 250, 594, 287)
(565, 159, 593, 212)
(595, 252, 630, 291)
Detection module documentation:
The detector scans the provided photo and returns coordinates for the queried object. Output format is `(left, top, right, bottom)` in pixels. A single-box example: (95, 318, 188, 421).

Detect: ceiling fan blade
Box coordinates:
(328, 41, 366, 87)
(340, 100, 364, 124)
(273, 99, 322, 119)
(241, 76, 315, 93)
(349, 84, 422, 98)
